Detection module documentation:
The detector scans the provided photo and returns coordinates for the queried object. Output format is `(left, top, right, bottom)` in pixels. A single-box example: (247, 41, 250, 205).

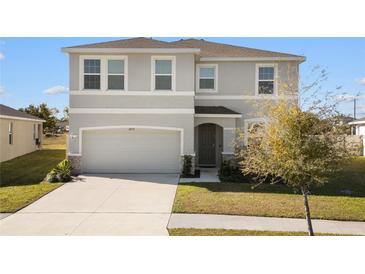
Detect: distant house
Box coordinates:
(56, 120, 69, 133)
(349, 117, 365, 156)
(349, 117, 365, 135)
(0, 104, 45, 162)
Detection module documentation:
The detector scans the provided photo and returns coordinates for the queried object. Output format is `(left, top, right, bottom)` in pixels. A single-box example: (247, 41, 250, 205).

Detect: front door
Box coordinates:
(198, 124, 216, 166)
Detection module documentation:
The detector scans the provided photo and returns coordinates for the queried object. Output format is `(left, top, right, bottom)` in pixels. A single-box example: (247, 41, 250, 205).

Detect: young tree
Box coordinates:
(19, 103, 58, 133)
(236, 66, 352, 236)
(61, 106, 69, 121)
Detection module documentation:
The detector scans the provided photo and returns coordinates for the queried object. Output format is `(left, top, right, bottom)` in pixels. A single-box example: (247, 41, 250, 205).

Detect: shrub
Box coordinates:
(46, 159, 72, 183)
(218, 160, 252, 183)
(182, 155, 193, 176)
(46, 168, 59, 183)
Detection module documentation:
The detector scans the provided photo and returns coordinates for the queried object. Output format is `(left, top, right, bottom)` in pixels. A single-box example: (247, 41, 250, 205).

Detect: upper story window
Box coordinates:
(257, 65, 276, 95)
(9, 122, 13, 145)
(198, 64, 217, 91)
(152, 56, 175, 91)
(108, 60, 125, 90)
(84, 59, 100, 89)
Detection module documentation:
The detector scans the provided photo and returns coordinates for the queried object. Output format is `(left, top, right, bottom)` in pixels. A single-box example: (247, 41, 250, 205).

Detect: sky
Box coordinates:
(0, 37, 364, 118)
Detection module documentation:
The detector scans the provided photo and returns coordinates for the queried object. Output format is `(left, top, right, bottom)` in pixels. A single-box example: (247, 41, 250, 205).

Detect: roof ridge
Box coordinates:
(171, 38, 303, 58)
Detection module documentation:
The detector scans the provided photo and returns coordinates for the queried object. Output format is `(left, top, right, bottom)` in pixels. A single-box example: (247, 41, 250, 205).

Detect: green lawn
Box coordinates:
(0, 135, 66, 213)
(168, 228, 351, 236)
(42, 134, 67, 150)
(173, 157, 365, 222)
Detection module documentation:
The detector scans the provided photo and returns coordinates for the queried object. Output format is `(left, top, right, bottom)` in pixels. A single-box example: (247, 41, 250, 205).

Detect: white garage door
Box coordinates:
(82, 128, 180, 173)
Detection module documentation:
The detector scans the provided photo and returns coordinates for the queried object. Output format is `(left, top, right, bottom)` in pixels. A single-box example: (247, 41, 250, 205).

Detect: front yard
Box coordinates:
(0, 134, 66, 212)
(173, 157, 365, 222)
(168, 228, 349, 236)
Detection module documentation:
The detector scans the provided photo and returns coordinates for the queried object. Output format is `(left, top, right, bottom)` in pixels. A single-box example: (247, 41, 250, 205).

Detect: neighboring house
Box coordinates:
(62, 37, 305, 174)
(349, 117, 365, 155)
(56, 120, 69, 133)
(349, 117, 365, 135)
(0, 104, 45, 162)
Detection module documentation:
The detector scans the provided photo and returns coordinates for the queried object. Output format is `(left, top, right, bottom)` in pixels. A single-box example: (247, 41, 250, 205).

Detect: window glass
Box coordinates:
(108, 60, 125, 90)
(108, 75, 124, 90)
(9, 122, 13, 145)
(84, 75, 100, 89)
(200, 67, 215, 78)
(108, 60, 124, 74)
(155, 60, 172, 74)
(199, 79, 215, 89)
(199, 67, 215, 90)
(259, 67, 274, 80)
(155, 75, 172, 90)
(84, 59, 100, 74)
(258, 66, 274, 94)
(258, 81, 274, 94)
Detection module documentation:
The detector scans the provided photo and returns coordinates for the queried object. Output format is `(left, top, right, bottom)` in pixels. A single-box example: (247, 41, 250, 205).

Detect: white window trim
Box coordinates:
(243, 118, 267, 145)
(151, 56, 176, 92)
(106, 56, 128, 91)
(80, 56, 102, 91)
(79, 55, 128, 92)
(196, 64, 218, 93)
(255, 63, 278, 96)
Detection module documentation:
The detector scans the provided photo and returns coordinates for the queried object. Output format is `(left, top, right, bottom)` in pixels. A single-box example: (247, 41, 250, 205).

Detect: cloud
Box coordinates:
(0, 52, 4, 60)
(0, 86, 4, 95)
(334, 94, 365, 102)
(334, 94, 358, 102)
(358, 77, 365, 86)
(43, 85, 68, 95)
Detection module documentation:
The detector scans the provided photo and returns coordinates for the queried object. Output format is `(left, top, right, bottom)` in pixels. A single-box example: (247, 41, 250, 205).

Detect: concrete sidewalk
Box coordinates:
(168, 214, 365, 235)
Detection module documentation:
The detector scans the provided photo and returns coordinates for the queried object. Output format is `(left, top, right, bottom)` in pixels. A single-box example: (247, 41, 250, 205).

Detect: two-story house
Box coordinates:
(62, 37, 305, 174)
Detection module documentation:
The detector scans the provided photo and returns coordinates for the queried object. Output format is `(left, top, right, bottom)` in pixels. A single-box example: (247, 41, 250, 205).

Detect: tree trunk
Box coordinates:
(301, 186, 314, 236)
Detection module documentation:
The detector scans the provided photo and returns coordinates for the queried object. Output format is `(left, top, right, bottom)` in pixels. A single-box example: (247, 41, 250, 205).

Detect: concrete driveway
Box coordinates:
(0, 174, 179, 235)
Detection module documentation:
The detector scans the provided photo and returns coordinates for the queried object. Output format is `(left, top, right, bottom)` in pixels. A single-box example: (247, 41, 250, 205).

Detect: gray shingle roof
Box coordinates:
(0, 104, 44, 121)
(171, 38, 303, 58)
(64, 37, 304, 59)
(195, 106, 240, 115)
(68, 37, 186, 49)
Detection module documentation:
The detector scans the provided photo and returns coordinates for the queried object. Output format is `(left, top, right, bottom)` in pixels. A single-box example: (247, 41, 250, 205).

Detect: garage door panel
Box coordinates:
(82, 128, 180, 173)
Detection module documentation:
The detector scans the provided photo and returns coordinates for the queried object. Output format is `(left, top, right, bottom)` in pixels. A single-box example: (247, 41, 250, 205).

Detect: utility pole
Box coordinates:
(354, 98, 357, 119)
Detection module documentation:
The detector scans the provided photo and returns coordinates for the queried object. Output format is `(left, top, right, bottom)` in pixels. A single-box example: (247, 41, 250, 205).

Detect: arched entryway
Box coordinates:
(195, 123, 223, 167)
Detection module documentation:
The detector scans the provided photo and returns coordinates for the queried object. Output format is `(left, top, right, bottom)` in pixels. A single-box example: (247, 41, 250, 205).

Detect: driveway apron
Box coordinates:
(0, 174, 179, 235)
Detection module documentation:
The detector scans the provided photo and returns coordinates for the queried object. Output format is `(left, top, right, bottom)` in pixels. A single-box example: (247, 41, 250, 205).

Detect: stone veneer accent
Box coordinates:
(68, 155, 82, 175)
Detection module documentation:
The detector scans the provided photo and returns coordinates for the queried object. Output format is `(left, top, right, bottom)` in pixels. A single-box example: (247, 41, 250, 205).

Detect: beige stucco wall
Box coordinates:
(70, 94, 194, 109)
(0, 118, 43, 162)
